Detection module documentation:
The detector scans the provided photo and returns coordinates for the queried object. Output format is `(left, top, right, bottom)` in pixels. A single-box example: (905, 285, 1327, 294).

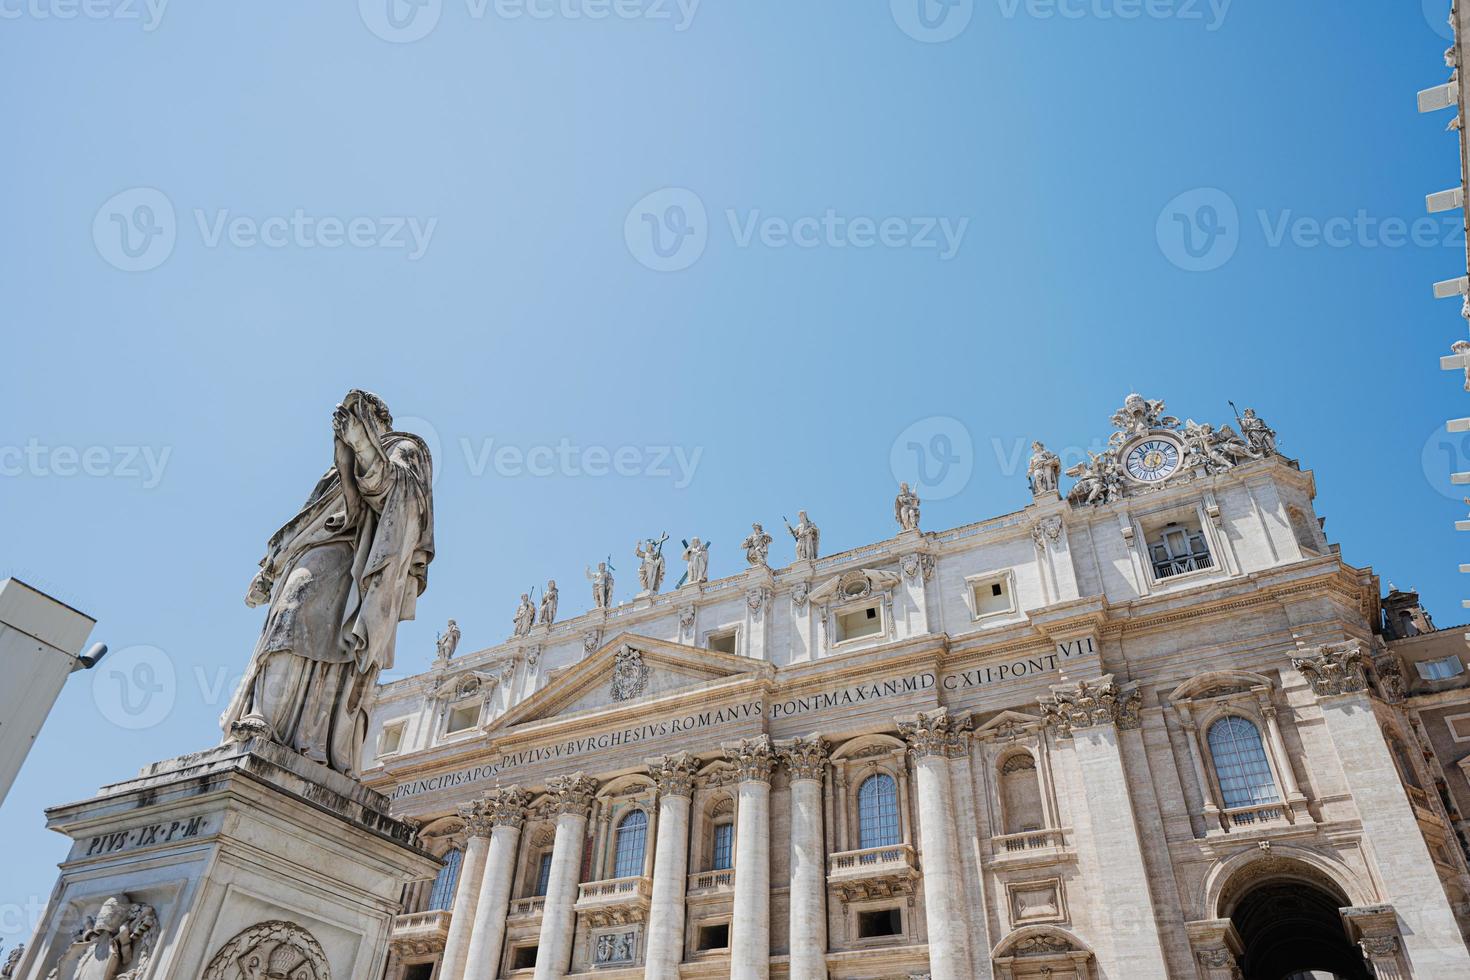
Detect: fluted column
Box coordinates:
(533, 773, 598, 980)
(724, 735, 776, 980)
(440, 802, 495, 980)
(464, 787, 532, 980)
(897, 709, 972, 980)
(644, 753, 700, 980)
(778, 736, 829, 980)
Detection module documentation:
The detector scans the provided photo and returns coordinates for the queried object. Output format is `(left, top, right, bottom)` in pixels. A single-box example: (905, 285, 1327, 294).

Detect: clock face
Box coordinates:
(1124, 438, 1181, 483)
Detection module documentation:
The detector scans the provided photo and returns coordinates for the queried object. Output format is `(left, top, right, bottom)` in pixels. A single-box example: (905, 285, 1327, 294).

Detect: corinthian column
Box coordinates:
(533, 773, 598, 980)
(897, 709, 972, 980)
(463, 786, 532, 980)
(440, 802, 494, 980)
(644, 753, 700, 980)
(778, 736, 829, 980)
(724, 735, 776, 980)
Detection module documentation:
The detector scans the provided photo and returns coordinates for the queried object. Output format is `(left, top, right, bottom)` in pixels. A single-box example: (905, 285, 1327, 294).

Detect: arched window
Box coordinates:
(612, 809, 648, 878)
(857, 773, 900, 849)
(1207, 717, 1279, 809)
(999, 753, 1045, 834)
(427, 847, 463, 910)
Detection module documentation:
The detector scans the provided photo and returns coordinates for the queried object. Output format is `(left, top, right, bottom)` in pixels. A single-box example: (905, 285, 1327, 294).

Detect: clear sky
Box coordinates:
(0, 0, 1464, 947)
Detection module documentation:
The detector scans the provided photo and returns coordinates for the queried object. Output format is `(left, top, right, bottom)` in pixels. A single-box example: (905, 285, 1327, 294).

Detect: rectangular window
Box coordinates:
(856, 908, 903, 939)
(711, 823, 733, 870)
(969, 573, 1015, 618)
(534, 852, 554, 896)
(1147, 522, 1213, 580)
(706, 629, 737, 655)
(510, 946, 538, 971)
(445, 702, 480, 734)
(403, 965, 434, 980)
(1417, 655, 1465, 681)
(835, 604, 883, 643)
(696, 923, 730, 951)
(378, 722, 405, 756)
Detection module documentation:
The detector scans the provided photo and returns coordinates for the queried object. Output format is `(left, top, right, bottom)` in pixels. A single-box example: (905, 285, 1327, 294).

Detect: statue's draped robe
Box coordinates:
(222, 431, 433, 776)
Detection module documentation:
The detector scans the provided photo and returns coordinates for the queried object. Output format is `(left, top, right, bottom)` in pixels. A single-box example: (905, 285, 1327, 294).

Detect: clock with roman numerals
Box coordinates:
(1123, 437, 1182, 484)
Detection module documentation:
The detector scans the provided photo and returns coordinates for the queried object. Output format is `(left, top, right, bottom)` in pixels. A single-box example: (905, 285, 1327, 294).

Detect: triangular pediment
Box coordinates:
(491, 633, 770, 731)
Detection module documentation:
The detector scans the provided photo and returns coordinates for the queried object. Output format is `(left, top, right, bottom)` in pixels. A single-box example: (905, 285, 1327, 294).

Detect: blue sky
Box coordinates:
(0, 0, 1464, 945)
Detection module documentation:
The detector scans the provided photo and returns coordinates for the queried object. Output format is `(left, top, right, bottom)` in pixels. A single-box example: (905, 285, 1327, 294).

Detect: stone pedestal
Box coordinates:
(15, 738, 439, 980)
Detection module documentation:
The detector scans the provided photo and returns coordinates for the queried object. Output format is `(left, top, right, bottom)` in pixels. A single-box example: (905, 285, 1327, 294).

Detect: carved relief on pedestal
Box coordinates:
(44, 897, 157, 980)
(721, 734, 777, 783)
(203, 921, 331, 980)
(1038, 676, 1141, 738)
(1291, 641, 1369, 698)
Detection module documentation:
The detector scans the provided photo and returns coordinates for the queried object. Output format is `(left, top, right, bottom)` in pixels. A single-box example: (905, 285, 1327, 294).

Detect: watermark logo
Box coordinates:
(93, 187, 176, 272)
(92, 645, 176, 730)
(1156, 187, 1238, 272)
(625, 187, 708, 272)
(395, 415, 444, 487)
(460, 437, 703, 488)
(0, 440, 171, 488)
(890, 416, 975, 501)
(1422, 424, 1470, 502)
(994, 0, 1231, 31)
(0, 0, 168, 30)
(891, 0, 973, 43)
(1424, 0, 1454, 40)
(359, 0, 442, 42)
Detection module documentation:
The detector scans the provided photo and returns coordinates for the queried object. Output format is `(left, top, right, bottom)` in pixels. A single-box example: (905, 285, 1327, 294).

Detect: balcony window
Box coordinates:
(856, 908, 902, 939)
(857, 773, 900, 849)
(1417, 655, 1465, 681)
(533, 851, 553, 897)
(1147, 522, 1213, 580)
(612, 810, 648, 878)
(999, 753, 1045, 835)
(711, 822, 733, 871)
(427, 848, 462, 910)
(1207, 717, 1279, 809)
(696, 923, 729, 951)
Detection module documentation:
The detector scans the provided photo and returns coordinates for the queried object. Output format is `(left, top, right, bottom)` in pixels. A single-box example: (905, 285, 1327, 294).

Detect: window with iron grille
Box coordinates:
(1206, 717, 1279, 809)
(1148, 522, 1213, 580)
(613, 810, 648, 878)
(857, 773, 900, 849)
(711, 822, 733, 870)
(427, 847, 462, 910)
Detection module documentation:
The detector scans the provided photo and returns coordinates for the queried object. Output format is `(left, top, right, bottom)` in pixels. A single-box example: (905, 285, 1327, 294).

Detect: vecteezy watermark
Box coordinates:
(93, 187, 438, 272)
(460, 438, 703, 488)
(358, 0, 699, 43)
(1425, 0, 1454, 41)
(0, 0, 167, 30)
(92, 645, 177, 730)
(1422, 423, 1470, 503)
(0, 440, 171, 488)
(890, 417, 975, 501)
(890, 0, 974, 42)
(1156, 188, 1464, 272)
(625, 187, 969, 272)
(995, 0, 1231, 31)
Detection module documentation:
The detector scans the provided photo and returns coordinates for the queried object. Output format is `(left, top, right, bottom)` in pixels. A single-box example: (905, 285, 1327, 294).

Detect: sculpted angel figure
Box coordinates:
(1066, 451, 1123, 506)
(636, 534, 669, 594)
(586, 561, 614, 609)
(1182, 420, 1256, 473)
(894, 482, 921, 531)
(1109, 393, 1179, 441)
(1027, 441, 1061, 495)
(682, 537, 710, 586)
(436, 619, 460, 661)
(512, 593, 535, 636)
(539, 579, 559, 626)
(786, 511, 820, 560)
(1239, 408, 1278, 456)
(45, 896, 156, 980)
(224, 389, 434, 778)
(741, 523, 773, 567)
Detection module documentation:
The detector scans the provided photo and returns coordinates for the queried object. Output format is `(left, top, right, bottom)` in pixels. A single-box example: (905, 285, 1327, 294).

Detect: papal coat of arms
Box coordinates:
(610, 647, 649, 702)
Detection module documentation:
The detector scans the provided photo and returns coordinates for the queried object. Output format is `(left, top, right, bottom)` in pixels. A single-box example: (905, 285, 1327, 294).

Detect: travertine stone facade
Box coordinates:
(367, 397, 1470, 979)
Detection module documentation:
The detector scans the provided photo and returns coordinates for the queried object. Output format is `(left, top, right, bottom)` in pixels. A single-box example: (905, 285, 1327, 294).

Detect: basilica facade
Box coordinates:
(360, 395, 1470, 980)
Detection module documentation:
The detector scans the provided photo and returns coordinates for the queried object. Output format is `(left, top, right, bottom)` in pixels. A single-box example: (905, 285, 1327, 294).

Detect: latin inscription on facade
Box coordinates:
(84, 815, 209, 857)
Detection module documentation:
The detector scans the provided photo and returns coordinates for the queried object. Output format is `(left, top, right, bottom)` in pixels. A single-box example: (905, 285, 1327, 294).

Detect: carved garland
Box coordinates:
(203, 921, 331, 980)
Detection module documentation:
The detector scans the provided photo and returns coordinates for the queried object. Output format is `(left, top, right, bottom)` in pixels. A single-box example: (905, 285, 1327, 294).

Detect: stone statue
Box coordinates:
(1027, 441, 1061, 495)
(1109, 393, 1179, 441)
(512, 593, 535, 637)
(786, 511, 820, 560)
(1182, 420, 1257, 474)
(894, 483, 921, 531)
(435, 619, 460, 661)
(3, 945, 23, 980)
(1238, 408, 1278, 456)
(45, 896, 156, 980)
(586, 561, 614, 610)
(741, 523, 773, 567)
(682, 537, 710, 586)
(636, 534, 669, 594)
(1455, 340, 1470, 392)
(539, 579, 559, 626)
(1066, 451, 1123, 506)
(224, 389, 434, 778)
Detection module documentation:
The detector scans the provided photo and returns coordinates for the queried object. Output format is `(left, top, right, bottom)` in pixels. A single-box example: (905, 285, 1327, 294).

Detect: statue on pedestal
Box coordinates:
(1027, 441, 1061, 495)
(741, 523, 773, 567)
(894, 483, 921, 531)
(1238, 407, 1279, 456)
(786, 511, 820, 560)
(636, 534, 669, 594)
(223, 390, 435, 779)
(587, 561, 614, 610)
(681, 537, 710, 587)
(539, 579, 559, 626)
(512, 593, 536, 637)
(435, 619, 460, 662)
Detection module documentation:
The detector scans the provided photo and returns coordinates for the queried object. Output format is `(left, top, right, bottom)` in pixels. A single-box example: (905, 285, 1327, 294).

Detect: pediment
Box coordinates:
(809, 567, 903, 605)
(491, 633, 769, 730)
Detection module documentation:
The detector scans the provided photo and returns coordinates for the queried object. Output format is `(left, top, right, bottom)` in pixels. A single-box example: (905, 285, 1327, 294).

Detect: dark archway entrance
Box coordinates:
(1231, 880, 1369, 980)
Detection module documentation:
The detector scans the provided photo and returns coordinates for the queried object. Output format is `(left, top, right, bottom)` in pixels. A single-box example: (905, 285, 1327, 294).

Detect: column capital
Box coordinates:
(1038, 674, 1140, 738)
(1291, 640, 1369, 699)
(647, 751, 701, 799)
(480, 785, 533, 830)
(776, 735, 829, 781)
(897, 708, 972, 758)
(544, 772, 598, 817)
(458, 799, 497, 838)
(722, 734, 776, 783)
